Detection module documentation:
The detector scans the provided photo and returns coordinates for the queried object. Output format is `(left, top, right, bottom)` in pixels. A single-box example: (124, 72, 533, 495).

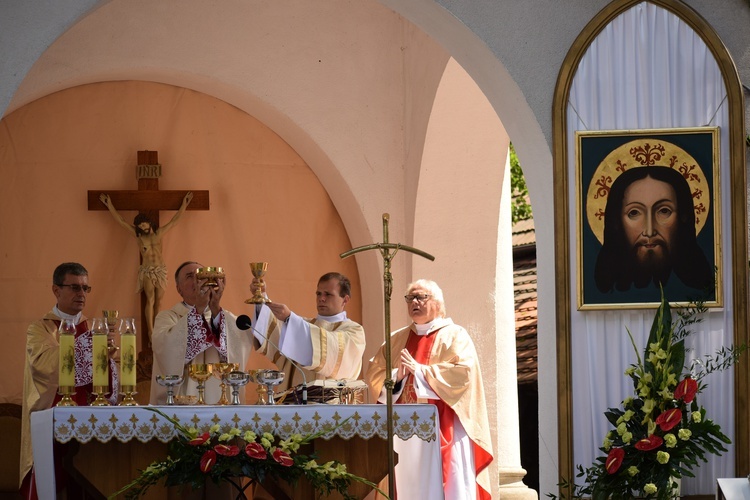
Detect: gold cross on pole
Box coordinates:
(340, 213, 434, 500)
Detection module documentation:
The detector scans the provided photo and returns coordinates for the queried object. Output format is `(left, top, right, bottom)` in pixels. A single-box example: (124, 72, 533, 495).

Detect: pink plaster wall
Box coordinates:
(0, 80, 361, 403)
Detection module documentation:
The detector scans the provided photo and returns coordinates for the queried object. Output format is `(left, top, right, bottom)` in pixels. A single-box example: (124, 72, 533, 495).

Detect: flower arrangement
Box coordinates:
(109, 408, 387, 499)
(550, 294, 746, 500)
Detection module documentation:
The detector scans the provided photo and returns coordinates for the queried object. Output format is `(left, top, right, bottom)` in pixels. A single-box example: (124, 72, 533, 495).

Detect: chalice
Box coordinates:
(188, 364, 214, 405)
(196, 267, 225, 289)
(245, 262, 270, 304)
(212, 362, 239, 405)
(226, 371, 253, 405)
(155, 374, 184, 406)
(256, 369, 285, 405)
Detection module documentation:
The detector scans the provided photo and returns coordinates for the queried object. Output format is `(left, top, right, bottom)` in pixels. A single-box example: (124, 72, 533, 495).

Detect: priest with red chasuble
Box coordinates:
(366, 279, 493, 500)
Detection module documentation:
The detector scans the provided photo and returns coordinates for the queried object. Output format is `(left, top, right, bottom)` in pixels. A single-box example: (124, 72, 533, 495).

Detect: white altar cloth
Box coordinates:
(31, 404, 440, 498)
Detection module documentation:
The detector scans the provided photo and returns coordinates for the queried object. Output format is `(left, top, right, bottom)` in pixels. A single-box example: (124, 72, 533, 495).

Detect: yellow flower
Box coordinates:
(657, 451, 670, 464)
(678, 428, 692, 440)
(616, 422, 627, 436)
(623, 396, 633, 407)
(303, 459, 318, 470)
(641, 399, 656, 421)
(602, 437, 612, 451)
(644, 483, 658, 495)
(218, 433, 232, 442)
(658, 387, 673, 400)
(209, 424, 221, 434)
(243, 430, 257, 442)
(622, 432, 632, 444)
(647, 420, 657, 436)
(627, 466, 639, 477)
(625, 366, 636, 376)
(692, 411, 702, 423)
(664, 433, 677, 448)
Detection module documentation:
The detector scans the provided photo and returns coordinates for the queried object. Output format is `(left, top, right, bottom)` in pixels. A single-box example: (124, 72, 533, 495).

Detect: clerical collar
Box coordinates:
(317, 311, 347, 323)
(414, 320, 437, 336)
(53, 305, 82, 324)
(413, 317, 450, 336)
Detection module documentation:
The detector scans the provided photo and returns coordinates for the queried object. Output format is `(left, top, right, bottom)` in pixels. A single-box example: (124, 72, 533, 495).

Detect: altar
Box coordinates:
(31, 404, 440, 499)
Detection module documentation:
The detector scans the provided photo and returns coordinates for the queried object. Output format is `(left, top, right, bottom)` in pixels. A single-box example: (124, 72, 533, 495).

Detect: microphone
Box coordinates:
(236, 314, 308, 405)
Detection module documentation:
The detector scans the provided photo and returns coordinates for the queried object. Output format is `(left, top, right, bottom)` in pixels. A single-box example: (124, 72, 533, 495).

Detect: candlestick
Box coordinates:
(119, 318, 137, 387)
(118, 317, 138, 405)
(90, 317, 110, 406)
(57, 319, 77, 407)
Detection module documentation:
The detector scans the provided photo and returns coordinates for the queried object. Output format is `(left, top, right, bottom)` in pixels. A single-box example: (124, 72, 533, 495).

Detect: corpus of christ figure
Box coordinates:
(100, 191, 193, 340)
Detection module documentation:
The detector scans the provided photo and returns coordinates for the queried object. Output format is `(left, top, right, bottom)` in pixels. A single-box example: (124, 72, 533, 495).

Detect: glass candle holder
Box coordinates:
(57, 318, 77, 406)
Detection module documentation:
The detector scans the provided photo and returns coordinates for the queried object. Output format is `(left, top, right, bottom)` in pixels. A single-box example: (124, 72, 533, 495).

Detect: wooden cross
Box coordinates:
(88, 150, 210, 382)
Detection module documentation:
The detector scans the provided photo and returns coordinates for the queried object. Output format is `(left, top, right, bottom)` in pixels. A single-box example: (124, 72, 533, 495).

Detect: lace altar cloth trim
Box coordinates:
(50, 404, 437, 444)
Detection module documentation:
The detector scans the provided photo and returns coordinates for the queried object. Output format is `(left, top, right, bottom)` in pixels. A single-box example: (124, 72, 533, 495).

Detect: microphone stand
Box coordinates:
(236, 313, 308, 405)
(340, 213, 434, 500)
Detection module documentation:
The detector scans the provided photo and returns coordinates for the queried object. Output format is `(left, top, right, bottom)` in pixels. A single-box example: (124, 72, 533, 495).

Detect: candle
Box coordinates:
(92, 332, 109, 387)
(58, 329, 75, 387)
(120, 333, 137, 387)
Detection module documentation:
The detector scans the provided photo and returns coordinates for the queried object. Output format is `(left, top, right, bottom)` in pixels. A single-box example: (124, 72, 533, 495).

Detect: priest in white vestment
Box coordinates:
(366, 279, 494, 500)
(249, 272, 366, 393)
(150, 261, 254, 405)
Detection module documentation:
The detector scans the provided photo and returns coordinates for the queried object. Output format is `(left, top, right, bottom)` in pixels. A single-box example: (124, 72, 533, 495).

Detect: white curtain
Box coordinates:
(566, 2, 734, 494)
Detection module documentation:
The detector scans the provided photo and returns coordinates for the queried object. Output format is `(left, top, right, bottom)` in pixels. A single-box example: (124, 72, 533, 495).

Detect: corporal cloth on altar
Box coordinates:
(30, 404, 440, 499)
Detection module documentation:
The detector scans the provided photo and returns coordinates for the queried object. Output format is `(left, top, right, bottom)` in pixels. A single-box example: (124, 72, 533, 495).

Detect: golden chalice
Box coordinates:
(187, 364, 214, 405)
(212, 362, 239, 405)
(245, 262, 270, 304)
(196, 267, 225, 289)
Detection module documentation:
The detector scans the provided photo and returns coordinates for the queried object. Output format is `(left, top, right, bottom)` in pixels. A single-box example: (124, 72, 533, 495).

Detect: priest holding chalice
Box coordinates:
(150, 261, 254, 405)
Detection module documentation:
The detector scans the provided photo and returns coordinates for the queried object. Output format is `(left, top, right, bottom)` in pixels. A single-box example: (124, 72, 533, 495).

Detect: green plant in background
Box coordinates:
(548, 293, 746, 500)
(510, 142, 533, 224)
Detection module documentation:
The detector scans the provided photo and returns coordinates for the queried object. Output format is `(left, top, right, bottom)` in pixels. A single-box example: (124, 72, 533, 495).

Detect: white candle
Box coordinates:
(120, 334, 137, 386)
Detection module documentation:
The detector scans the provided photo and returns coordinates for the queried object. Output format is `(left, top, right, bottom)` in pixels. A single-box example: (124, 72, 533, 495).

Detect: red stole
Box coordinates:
(398, 330, 456, 492)
(399, 328, 493, 500)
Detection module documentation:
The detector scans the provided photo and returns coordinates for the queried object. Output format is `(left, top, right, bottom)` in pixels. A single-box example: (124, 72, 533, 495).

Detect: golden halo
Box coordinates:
(586, 139, 709, 245)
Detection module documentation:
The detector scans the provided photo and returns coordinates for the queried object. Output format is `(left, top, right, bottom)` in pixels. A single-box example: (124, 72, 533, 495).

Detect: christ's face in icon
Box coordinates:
(621, 175, 679, 270)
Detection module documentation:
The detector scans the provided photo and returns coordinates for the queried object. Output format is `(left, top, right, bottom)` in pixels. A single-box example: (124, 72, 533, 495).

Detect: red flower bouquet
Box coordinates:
(110, 408, 386, 499)
(550, 294, 746, 500)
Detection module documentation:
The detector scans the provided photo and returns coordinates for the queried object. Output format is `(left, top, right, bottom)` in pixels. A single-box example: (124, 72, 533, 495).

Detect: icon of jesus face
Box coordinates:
(621, 175, 679, 272)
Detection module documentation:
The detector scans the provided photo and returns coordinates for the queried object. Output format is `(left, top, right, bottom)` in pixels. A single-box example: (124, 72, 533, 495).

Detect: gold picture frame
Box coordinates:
(575, 127, 721, 310)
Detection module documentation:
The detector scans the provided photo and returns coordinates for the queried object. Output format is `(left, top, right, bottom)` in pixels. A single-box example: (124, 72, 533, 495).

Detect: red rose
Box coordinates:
(245, 442, 267, 460)
(655, 408, 682, 432)
(605, 447, 625, 474)
(634, 435, 664, 451)
(674, 377, 698, 403)
(214, 444, 240, 457)
(200, 449, 217, 473)
(272, 448, 293, 467)
(189, 432, 211, 446)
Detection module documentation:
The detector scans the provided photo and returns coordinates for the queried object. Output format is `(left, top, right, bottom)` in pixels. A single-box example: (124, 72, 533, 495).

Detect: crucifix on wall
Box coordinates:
(87, 151, 209, 380)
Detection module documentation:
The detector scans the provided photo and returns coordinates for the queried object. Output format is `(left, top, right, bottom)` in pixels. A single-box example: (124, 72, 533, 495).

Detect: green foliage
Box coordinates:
(109, 408, 386, 499)
(510, 143, 533, 224)
(548, 293, 744, 500)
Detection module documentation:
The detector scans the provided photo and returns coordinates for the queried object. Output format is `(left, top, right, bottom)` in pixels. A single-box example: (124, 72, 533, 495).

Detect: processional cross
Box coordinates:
(87, 151, 209, 382)
(340, 213, 435, 500)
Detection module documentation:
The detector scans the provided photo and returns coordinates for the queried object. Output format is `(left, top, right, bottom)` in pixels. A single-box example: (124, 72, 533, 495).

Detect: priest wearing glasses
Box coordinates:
(20, 262, 118, 499)
(365, 279, 494, 500)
